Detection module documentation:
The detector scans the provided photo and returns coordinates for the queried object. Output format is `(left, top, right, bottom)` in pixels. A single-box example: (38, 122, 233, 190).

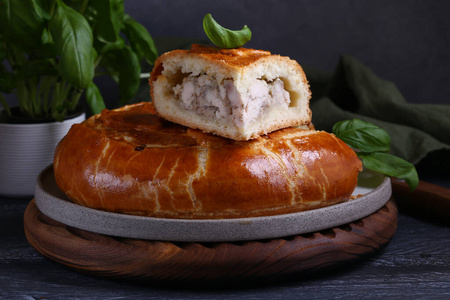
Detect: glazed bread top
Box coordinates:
(53, 102, 362, 219)
(150, 44, 312, 141)
(153, 44, 274, 69)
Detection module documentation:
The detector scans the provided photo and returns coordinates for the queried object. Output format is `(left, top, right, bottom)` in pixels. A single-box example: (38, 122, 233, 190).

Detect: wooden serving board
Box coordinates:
(24, 198, 398, 284)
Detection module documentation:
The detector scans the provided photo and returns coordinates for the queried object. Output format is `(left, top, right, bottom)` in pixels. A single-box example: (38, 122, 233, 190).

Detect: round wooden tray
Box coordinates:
(24, 198, 398, 284)
(34, 165, 392, 242)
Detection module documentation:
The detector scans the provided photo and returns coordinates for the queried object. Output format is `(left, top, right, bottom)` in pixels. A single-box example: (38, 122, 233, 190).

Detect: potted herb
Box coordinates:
(0, 0, 157, 197)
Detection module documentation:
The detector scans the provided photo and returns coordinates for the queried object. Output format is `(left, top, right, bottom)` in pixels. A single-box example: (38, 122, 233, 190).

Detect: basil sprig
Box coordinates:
(203, 13, 251, 49)
(333, 119, 419, 191)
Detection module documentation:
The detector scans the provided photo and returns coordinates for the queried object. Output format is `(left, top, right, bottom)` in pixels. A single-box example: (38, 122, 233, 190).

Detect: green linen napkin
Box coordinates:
(304, 55, 450, 174)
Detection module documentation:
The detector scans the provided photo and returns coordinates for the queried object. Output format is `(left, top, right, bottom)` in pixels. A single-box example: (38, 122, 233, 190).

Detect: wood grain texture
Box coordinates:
(24, 198, 398, 284)
(392, 179, 450, 224)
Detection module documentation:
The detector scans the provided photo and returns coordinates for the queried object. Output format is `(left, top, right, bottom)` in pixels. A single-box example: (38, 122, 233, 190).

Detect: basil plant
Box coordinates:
(0, 0, 157, 121)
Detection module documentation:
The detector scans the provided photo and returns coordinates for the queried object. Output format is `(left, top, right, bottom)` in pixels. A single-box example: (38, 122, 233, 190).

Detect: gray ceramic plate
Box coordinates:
(34, 165, 391, 242)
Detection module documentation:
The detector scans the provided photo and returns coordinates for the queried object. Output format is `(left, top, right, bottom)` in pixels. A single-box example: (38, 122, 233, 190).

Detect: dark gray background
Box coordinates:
(125, 0, 449, 105)
(3, 0, 449, 108)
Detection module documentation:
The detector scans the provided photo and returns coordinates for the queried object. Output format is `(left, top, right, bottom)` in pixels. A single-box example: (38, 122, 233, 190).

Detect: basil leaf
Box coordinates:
(123, 15, 158, 64)
(35, 0, 52, 20)
(96, 36, 125, 54)
(203, 13, 251, 49)
(333, 119, 391, 153)
(85, 81, 106, 114)
(0, 0, 11, 33)
(50, 0, 94, 89)
(94, 0, 121, 43)
(333, 118, 419, 191)
(0, 44, 6, 61)
(117, 46, 140, 104)
(0, 69, 16, 93)
(18, 60, 58, 77)
(110, 0, 125, 23)
(0, 0, 45, 51)
(41, 27, 52, 44)
(359, 152, 419, 191)
(102, 46, 140, 104)
(34, 43, 57, 59)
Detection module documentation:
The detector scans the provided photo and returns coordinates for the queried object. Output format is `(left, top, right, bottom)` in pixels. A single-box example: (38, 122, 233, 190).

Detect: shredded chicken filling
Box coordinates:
(173, 74, 291, 128)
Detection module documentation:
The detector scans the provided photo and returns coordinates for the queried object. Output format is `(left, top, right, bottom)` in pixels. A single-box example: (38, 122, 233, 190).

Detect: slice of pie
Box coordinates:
(150, 44, 312, 141)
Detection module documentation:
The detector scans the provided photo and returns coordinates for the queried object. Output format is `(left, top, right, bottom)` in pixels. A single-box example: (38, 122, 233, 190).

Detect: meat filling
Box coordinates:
(173, 74, 291, 128)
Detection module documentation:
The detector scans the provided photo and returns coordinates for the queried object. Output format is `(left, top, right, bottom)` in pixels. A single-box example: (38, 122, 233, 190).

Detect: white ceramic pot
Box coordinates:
(0, 112, 85, 198)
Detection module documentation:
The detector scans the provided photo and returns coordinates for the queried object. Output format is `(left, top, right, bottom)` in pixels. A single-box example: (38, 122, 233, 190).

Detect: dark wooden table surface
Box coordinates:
(1, 176, 449, 299)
